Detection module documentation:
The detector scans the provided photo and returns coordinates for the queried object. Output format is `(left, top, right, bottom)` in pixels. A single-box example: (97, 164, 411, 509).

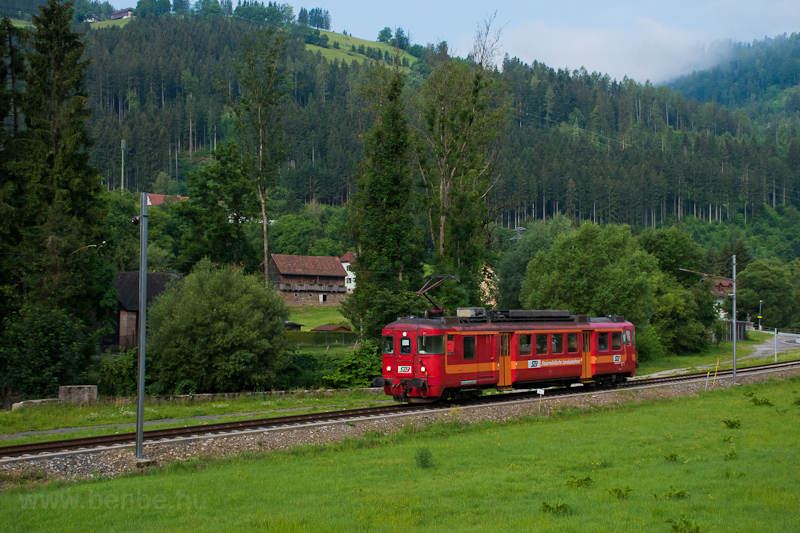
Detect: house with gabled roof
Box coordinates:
(269, 254, 348, 306)
(339, 251, 356, 294)
(110, 271, 180, 348)
(110, 8, 134, 20)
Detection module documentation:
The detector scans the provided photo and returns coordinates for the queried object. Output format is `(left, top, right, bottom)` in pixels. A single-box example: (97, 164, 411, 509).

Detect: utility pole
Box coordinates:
(121, 139, 126, 190)
(732, 255, 737, 385)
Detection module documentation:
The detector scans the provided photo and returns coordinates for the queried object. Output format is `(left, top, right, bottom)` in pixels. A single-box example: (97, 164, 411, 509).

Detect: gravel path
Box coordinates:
(3, 363, 799, 491)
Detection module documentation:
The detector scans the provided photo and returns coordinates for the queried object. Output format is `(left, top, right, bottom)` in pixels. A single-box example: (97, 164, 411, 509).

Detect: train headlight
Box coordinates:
(421, 366, 426, 373)
(386, 366, 391, 372)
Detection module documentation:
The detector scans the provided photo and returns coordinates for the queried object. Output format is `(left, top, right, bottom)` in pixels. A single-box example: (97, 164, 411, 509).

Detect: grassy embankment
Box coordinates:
(2, 376, 799, 531)
(0, 390, 386, 447)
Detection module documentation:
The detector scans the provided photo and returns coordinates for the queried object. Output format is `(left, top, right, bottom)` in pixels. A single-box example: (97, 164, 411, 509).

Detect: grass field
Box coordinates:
(287, 305, 348, 330)
(308, 30, 420, 68)
(2, 376, 799, 531)
(90, 19, 131, 30)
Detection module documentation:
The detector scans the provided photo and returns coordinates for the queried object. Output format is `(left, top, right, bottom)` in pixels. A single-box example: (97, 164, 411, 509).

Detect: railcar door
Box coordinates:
(581, 331, 593, 379)
(498, 332, 512, 388)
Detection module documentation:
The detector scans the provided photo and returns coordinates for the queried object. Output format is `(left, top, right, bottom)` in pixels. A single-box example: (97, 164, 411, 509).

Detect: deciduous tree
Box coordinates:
(228, 26, 288, 284)
(147, 259, 290, 393)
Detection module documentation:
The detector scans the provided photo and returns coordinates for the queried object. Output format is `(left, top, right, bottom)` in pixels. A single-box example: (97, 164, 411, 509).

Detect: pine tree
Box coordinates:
(4, 0, 112, 319)
(343, 60, 424, 339)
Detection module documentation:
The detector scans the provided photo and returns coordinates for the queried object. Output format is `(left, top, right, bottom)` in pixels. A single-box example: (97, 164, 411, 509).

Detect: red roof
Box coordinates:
(271, 254, 347, 277)
(147, 193, 189, 206)
(340, 251, 356, 263)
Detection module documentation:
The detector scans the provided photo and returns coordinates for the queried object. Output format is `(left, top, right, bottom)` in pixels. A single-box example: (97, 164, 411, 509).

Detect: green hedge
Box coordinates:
(283, 331, 360, 346)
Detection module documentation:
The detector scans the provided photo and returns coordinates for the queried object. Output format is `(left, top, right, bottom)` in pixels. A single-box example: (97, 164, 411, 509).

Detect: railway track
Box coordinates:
(2, 358, 798, 462)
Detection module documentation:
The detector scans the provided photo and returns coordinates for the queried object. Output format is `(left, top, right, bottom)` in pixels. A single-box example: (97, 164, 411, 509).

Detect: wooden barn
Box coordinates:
(269, 254, 348, 306)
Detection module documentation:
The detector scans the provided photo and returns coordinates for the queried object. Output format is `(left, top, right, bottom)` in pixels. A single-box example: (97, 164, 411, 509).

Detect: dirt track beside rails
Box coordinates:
(3, 364, 799, 491)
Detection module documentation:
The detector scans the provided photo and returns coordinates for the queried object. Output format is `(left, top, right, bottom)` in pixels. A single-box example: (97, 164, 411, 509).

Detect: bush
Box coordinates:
(98, 348, 138, 396)
(273, 352, 326, 390)
(147, 259, 290, 393)
(323, 340, 381, 388)
(0, 304, 95, 399)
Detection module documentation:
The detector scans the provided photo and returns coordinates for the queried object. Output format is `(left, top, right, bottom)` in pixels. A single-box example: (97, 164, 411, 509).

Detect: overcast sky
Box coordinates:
(109, 0, 800, 84)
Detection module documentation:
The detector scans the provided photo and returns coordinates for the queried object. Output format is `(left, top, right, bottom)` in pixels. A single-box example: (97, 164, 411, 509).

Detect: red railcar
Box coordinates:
(373, 308, 637, 403)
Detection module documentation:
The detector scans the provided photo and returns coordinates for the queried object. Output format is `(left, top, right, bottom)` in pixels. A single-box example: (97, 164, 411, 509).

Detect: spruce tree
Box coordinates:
(4, 0, 112, 319)
(343, 61, 425, 339)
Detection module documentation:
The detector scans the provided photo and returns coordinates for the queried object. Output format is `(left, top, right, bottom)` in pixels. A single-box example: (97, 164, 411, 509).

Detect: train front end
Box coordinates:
(372, 317, 446, 403)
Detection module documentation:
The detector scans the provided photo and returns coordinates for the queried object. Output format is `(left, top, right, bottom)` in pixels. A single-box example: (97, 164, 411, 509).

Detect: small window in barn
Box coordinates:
(519, 334, 532, 355)
(536, 334, 548, 355)
(612, 332, 621, 350)
(463, 336, 476, 360)
(418, 334, 445, 354)
(551, 334, 564, 354)
(382, 335, 394, 354)
(567, 333, 579, 353)
(400, 337, 412, 354)
(598, 332, 609, 352)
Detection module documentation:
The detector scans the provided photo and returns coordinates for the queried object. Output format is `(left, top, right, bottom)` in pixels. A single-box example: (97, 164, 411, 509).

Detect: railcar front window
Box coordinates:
(519, 334, 532, 355)
(567, 333, 578, 353)
(612, 332, 621, 350)
(598, 332, 609, 352)
(382, 335, 394, 354)
(400, 337, 412, 354)
(536, 334, 548, 355)
(551, 334, 564, 354)
(418, 335, 445, 354)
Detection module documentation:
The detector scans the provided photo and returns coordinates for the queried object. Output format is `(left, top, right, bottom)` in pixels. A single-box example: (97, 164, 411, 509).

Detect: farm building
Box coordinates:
(269, 254, 348, 306)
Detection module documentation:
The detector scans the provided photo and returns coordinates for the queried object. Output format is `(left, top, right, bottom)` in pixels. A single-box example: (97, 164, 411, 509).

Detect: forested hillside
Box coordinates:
(667, 33, 800, 124)
(3, 3, 800, 400)
(80, 16, 800, 237)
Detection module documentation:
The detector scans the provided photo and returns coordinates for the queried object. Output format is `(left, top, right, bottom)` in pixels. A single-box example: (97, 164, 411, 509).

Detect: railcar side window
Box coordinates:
(612, 332, 621, 350)
(519, 334, 532, 355)
(382, 335, 394, 354)
(418, 335, 445, 354)
(598, 332, 609, 352)
(447, 334, 455, 353)
(567, 333, 578, 353)
(623, 331, 630, 345)
(536, 334, 548, 355)
(551, 334, 564, 354)
(400, 337, 412, 354)
(463, 336, 476, 360)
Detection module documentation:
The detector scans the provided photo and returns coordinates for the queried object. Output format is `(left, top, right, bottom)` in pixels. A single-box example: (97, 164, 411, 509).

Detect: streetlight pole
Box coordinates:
(135, 192, 148, 460)
(758, 300, 762, 331)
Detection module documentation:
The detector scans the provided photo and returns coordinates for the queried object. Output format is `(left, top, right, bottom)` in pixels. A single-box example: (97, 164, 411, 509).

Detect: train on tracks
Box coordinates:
(373, 308, 637, 403)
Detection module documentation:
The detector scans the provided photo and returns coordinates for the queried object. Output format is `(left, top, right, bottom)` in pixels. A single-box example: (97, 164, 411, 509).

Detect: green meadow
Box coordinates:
(2, 376, 799, 531)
